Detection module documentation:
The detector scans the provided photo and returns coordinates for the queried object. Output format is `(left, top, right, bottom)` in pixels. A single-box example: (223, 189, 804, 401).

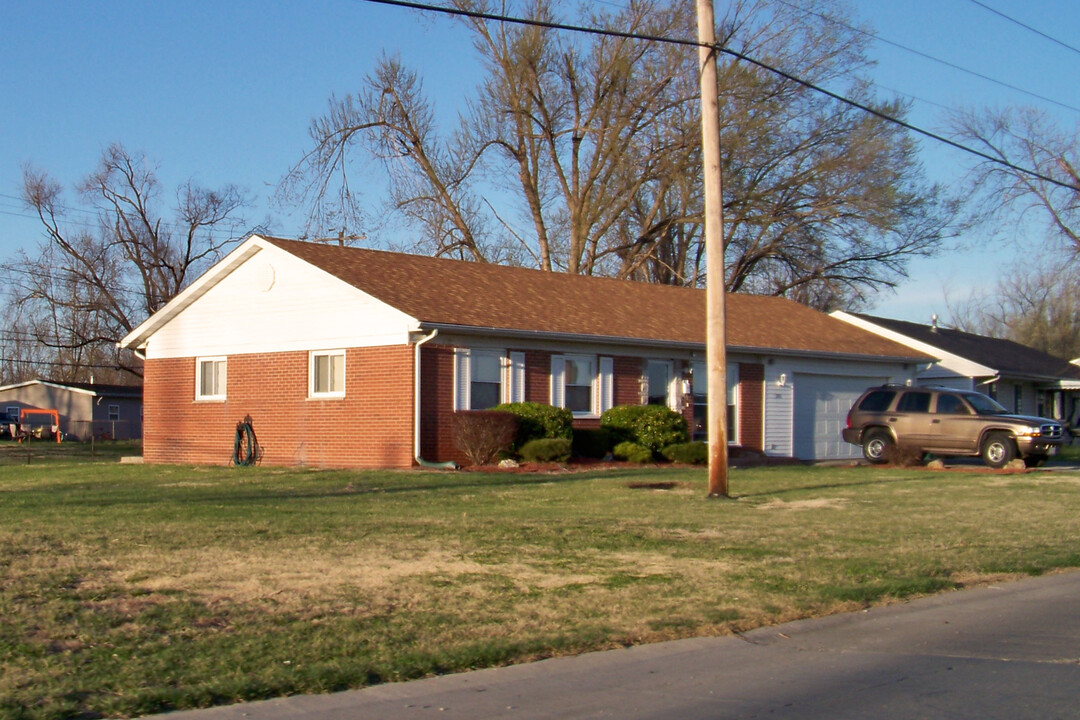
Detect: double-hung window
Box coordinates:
(310, 350, 345, 398)
(108, 404, 120, 421)
(454, 349, 525, 410)
(196, 357, 227, 401)
(551, 354, 613, 417)
(564, 356, 594, 413)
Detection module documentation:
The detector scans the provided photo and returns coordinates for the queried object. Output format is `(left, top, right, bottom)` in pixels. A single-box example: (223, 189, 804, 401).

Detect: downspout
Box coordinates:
(413, 329, 458, 469)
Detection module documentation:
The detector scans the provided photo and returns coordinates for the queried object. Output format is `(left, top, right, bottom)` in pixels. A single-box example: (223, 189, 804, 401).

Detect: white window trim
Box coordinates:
(309, 349, 346, 399)
(108, 404, 120, 421)
(552, 354, 612, 418)
(727, 363, 739, 445)
(454, 348, 524, 411)
(195, 356, 227, 402)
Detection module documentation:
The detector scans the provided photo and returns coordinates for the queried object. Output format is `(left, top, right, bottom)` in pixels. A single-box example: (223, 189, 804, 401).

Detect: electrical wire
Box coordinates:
(966, 0, 1080, 58)
(357, 0, 1080, 193)
(774, 0, 1080, 115)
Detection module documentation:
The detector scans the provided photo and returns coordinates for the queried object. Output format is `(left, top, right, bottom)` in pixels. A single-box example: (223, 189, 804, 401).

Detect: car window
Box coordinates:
(935, 394, 970, 415)
(857, 390, 896, 412)
(896, 391, 931, 413)
(964, 392, 1008, 415)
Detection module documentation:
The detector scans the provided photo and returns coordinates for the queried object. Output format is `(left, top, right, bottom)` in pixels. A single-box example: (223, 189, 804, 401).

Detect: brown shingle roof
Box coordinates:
(264, 237, 926, 359)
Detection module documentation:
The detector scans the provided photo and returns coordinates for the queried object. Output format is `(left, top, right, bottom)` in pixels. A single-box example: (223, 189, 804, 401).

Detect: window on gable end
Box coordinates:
(310, 350, 345, 398)
(196, 357, 227, 401)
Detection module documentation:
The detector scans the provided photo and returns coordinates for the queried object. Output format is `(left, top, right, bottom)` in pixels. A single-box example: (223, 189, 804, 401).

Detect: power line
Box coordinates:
(0, 356, 138, 371)
(0, 192, 262, 239)
(775, 0, 1080, 115)
(357, 0, 1080, 193)
(966, 0, 1080, 58)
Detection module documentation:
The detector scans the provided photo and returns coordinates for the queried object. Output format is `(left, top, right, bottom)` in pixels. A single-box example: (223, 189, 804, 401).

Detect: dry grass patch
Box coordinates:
(3, 462, 1080, 719)
(756, 497, 849, 510)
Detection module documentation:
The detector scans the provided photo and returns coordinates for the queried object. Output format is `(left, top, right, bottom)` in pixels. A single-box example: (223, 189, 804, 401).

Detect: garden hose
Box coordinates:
(232, 419, 260, 466)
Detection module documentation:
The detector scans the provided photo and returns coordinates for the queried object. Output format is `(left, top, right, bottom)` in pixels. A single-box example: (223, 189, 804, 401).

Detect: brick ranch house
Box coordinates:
(119, 235, 929, 468)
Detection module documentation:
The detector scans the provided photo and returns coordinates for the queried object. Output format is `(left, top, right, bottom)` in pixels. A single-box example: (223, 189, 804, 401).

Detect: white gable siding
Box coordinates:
(830, 311, 993, 380)
(763, 365, 793, 457)
(143, 248, 417, 359)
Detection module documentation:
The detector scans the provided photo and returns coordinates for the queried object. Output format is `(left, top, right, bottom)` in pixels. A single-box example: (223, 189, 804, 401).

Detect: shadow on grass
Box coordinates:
(6, 461, 946, 508)
(728, 465, 928, 500)
(17, 466, 633, 509)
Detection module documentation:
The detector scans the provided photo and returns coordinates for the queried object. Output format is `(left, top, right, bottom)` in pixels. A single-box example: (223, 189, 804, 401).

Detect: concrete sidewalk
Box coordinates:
(153, 571, 1080, 719)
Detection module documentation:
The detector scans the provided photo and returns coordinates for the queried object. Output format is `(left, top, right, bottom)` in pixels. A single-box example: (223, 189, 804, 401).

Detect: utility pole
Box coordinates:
(697, 0, 729, 497)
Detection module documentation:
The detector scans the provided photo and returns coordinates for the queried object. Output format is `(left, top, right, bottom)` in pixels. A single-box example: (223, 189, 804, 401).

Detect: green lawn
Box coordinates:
(2, 460, 1079, 719)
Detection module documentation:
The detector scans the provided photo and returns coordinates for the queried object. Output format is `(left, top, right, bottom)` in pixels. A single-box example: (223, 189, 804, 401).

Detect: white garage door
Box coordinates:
(793, 374, 887, 460)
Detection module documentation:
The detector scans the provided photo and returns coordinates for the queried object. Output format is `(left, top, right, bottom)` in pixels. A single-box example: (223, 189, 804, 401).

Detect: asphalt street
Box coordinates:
(152, 570, 1080, 720)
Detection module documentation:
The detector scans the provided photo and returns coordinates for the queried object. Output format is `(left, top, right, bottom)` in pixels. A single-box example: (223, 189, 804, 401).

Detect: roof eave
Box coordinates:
(420, 323, 932, 363)
(118, 237, 266, 350)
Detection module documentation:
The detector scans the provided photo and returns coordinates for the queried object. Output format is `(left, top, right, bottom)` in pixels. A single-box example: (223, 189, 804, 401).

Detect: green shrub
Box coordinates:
(661, 441, 708, 465)
(600, 405, 689, 454)
(572, 427, 617, 459)
(494, 402, 573, 448)
(519, 437, 572, 463)
(613, 441, 652, 464)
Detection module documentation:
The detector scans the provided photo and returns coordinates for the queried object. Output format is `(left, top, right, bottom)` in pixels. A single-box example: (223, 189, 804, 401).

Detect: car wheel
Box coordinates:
(862, 430, 893, 464)
(981, 432, 1016, 469)
(1023, 454, 1047, 468)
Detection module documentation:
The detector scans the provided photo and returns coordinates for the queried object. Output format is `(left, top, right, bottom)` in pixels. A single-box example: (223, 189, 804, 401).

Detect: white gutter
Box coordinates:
(422, 322, 930, 364)
(413, 329, 456, 468)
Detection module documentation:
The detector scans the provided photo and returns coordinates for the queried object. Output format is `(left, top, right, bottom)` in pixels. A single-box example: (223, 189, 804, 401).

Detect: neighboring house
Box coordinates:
(0, 380, 143, 441)
(832, 312, 1080, 425)
(118, 235, 928, 468)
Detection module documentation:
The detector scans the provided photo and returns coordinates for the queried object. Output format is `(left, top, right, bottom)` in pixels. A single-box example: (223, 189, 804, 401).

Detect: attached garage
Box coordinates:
(792, 373, 888, 460)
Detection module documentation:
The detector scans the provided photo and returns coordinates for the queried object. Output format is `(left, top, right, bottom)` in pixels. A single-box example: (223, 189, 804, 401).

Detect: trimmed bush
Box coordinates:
(662, 441, 708, 465)
(613, 441, 652, 464)
(494, 402, 573, 447)
(600, 405, 689, 455)
(519, 437, 572, 463)
(450, 411, 518, 466)
(572, 427, 617, 459)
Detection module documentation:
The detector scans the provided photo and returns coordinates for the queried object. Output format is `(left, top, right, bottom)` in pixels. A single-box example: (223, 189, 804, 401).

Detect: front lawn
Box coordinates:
(2, 461, 1079, 719)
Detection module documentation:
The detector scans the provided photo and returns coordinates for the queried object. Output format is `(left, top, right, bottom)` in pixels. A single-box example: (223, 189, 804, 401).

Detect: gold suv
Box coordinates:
(842, 385, 1065, 468)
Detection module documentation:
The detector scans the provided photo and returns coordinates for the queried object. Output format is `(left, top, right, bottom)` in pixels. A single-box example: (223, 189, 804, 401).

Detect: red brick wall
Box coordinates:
(419, 344, 457, 464)
(143, 346, 415, 468)
(738, 362, 764, 451)
(613, 356, 644, 406)
(523, 350, 551, 403)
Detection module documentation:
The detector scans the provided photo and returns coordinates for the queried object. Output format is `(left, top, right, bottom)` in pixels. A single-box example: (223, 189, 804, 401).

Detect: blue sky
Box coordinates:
(2, 0, 1078, 324)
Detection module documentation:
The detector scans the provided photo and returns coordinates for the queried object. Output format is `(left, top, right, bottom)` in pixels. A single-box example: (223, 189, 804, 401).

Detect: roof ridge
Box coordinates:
(262, 236, 709, 297)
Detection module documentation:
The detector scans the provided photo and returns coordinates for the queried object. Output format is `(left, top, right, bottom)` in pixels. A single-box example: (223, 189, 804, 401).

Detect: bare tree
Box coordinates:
(280, 0, 956, 308)
(6, 144, 246, 380)
(950, 259, 1080, 361)
(949, 105, 1080, 253)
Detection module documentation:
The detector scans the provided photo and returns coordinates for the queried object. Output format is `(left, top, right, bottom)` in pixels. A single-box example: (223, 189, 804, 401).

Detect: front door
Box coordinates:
(646, 360, 673, 409)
